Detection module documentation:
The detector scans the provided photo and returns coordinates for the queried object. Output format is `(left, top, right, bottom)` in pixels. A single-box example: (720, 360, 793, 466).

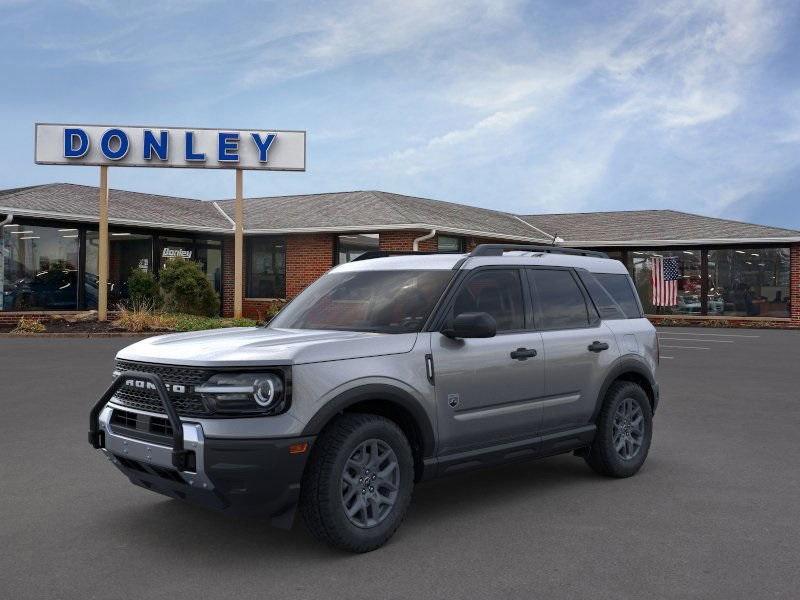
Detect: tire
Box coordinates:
(585, 381, 653, 478)
(300, 413, 414, 553)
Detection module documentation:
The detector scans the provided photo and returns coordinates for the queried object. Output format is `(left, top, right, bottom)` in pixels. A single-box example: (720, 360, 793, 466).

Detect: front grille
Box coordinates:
(111, 408, 174, 443)
(112, 359, 213, 417)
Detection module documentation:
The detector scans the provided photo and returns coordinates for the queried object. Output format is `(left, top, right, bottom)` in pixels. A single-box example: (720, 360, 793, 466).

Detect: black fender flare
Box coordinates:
(301, 383, 436, 459)
(591, 356, 658, 421)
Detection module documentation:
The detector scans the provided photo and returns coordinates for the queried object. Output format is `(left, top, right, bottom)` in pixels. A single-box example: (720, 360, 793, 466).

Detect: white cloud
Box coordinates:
(377, 106, 535, 175)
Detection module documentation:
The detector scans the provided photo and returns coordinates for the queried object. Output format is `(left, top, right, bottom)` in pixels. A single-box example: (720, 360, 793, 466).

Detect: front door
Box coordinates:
(432, 268, 545, 456)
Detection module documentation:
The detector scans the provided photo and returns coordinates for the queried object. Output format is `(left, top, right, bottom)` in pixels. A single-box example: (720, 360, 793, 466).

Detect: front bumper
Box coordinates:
(96, 405, 314, 528)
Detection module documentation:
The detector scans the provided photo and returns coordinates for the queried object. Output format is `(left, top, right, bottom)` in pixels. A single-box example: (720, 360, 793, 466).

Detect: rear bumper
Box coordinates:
(97, 405, 314, 528)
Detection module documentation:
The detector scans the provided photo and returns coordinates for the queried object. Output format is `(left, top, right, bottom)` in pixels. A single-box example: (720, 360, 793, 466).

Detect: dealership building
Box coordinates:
(1, 182, 798, 328)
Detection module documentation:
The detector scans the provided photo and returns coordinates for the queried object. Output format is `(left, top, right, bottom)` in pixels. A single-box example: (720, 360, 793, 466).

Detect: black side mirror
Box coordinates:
(442, 312, 497, 339)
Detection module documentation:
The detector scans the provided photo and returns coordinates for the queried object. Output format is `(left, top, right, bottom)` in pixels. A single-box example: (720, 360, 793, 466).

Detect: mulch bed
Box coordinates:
(0, 318, 169, 335)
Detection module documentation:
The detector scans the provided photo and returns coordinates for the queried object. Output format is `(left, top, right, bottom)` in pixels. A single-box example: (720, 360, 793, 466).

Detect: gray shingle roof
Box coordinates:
(215, 190, 549, 240)
(0, 183, 230, 231)
(1, 184, 798, 244)
(519, 210, 800, 244)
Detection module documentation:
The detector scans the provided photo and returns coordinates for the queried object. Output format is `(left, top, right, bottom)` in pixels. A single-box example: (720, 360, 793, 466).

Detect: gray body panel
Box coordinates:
(431, 331, 545, 455)
(539, 323, 621, 432)
(107, 251, 656, 463)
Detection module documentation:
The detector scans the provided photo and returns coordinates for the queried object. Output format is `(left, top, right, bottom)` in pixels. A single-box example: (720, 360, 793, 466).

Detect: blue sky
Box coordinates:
(1, 0, 799, 228)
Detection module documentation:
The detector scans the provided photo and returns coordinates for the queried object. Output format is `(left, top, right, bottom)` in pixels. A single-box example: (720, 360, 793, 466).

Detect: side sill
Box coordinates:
(422, 424, 596, 480)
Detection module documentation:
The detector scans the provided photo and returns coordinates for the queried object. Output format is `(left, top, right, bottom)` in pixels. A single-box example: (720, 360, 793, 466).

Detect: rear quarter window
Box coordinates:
(584, 272, 643, 319)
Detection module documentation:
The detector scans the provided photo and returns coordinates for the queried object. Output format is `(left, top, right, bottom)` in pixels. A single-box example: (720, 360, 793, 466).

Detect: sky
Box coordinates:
(1, 0, 799, 228)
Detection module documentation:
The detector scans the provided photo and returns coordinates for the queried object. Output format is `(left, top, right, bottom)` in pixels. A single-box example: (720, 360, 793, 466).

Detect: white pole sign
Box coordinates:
(34, 123, 306, 171)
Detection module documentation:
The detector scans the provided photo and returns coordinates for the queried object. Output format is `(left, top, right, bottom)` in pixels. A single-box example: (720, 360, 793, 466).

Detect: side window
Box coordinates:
(450, 269, 525, 331)
(577, 271, 626, 320)
(594, 273, 643, 318)
(529, 269, 590, 330)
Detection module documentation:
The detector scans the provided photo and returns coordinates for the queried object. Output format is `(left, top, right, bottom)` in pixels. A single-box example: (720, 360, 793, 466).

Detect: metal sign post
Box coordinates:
(34, 124, 306, 321)
(234, 169, 244, 319)
(98, 166, 109, 320)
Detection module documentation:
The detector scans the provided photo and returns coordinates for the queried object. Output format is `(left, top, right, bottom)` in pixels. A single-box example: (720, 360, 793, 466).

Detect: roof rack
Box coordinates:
(469, 244, 608, 259)
(351, 250, 439, 262)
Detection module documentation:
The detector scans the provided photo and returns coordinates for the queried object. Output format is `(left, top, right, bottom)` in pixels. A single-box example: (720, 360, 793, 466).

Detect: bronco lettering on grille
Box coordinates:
(124, 379, 187, 394)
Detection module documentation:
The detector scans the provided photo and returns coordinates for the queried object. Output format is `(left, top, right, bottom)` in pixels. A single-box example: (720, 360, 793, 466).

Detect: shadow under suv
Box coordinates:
(89, 244, 659, 552)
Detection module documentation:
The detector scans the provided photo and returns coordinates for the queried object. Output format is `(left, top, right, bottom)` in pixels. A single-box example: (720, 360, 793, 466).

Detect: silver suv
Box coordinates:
(89, 244, 659, 552)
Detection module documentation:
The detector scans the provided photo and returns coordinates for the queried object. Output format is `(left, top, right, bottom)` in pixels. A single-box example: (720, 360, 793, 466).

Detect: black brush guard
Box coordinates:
(88, 371, 190, 471)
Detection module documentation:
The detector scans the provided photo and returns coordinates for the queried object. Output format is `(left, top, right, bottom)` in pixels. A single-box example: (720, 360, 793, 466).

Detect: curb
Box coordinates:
(0, 332, 163, 338)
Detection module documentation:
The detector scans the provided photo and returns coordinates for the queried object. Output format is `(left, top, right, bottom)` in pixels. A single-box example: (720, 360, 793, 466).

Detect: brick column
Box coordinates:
(221, 237, 235, 317)
(791, 243, 800, 326)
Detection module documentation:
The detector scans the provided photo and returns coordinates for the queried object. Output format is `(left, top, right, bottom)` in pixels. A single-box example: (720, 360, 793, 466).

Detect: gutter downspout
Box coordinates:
(0, 213, 11, 227)
(413, 228, 437, 251)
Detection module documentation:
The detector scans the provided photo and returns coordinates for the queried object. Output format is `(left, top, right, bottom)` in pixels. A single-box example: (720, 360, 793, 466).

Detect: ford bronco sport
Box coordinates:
(89, 244, 659, 552)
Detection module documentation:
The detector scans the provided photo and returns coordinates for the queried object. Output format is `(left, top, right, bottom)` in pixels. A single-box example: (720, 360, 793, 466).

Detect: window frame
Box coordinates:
(245, 235, 286, 299)
(428, 266, 533, 335)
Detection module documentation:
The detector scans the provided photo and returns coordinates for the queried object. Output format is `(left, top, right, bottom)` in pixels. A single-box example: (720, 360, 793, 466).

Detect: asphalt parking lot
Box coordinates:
(1, 327, 799, 600)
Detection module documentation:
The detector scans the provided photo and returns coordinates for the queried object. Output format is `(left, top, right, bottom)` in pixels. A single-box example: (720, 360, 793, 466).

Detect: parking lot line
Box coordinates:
(657, 332, 760, 338)
(657, 337, 733, 343)
(660, 345, 710, 350)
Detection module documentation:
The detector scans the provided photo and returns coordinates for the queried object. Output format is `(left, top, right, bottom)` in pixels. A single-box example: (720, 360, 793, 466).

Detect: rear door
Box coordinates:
(431, 267, 545, 456)
(526, 268, 620, 433)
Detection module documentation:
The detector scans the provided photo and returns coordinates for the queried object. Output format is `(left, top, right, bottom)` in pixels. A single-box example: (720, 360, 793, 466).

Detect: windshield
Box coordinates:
(269, 269, 454, 333)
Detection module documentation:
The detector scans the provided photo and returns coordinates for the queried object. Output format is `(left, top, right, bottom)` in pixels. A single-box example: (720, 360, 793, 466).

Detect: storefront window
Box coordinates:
(196, 240, 223, 295)
(2, 223, 80, 310)
(85, 230, 154, 308)
(159, 236, 194, 271)
(632, 249, 702, 315)
(438, 235, 464, 253)
(246, 236, 285, 298)
(707, 248, 790, 318)
(337, 234, 379, 264)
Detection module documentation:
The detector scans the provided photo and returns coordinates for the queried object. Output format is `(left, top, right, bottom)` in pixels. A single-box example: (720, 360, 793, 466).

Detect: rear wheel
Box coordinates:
(300, 413, 414, 552)
(585, 381, 652, 478)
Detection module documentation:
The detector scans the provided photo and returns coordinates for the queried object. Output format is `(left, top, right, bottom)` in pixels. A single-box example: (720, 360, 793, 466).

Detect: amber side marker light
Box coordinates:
(289, 442, 309, 455)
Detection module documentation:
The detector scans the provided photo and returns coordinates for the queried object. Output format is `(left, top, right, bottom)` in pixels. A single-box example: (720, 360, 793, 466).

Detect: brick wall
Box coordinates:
(791, 243, 800, 325)
(286, 234, 335, 297)
(221, 237, 235, 317)
(234, 233, 335, 321)
(379, 231, 503, 253)
(378, 230, 437, 252)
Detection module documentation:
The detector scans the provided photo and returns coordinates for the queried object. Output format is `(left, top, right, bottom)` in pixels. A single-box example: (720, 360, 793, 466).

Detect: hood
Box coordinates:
(116, 327, 418, 367)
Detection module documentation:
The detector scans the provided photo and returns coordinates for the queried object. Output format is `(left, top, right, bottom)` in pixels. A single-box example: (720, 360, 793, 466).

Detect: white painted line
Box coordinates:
(656, 332, 759, 338)
(657, 337, 733, 343)
(660, 345, 710, 350)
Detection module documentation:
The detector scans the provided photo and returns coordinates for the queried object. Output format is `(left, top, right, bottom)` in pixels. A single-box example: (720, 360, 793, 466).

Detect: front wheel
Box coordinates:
(300, 413, 414, 552)
(585, 381, 653, 478)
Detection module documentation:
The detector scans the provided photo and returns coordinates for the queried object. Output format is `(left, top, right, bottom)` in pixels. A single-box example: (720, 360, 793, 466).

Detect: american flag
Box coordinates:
(651, 256, 679, 306)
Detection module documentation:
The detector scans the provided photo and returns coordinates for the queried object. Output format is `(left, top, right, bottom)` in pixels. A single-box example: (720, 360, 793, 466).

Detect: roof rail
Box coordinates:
(351, 250, 439, 262)
(469, 244, 608, 259)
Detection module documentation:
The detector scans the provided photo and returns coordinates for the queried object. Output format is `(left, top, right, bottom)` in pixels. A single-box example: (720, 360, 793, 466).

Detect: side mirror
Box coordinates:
(442, 312, 497, 339)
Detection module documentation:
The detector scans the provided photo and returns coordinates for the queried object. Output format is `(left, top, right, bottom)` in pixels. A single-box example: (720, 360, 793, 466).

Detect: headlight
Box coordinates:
(197, 372, 286, 416)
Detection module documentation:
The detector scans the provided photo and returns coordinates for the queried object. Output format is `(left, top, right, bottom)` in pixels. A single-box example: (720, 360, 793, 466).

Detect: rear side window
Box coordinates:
(578, 272, 626, 320)
(529, 269, 590, 330)
(593, 273, 642, 318)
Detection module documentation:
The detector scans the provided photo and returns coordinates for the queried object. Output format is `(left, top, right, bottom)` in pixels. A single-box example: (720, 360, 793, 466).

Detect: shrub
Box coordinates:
(11, 317, 46, 334)
(127, 269, 162, 308)
(171, 314, 258, 332)
(114, 303, 175, 332)
(158, 259, 220, 317)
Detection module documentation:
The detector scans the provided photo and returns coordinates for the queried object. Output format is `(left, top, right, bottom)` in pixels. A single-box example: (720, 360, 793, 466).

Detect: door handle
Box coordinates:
(510, 347, 537, 361)
(588, 341, 609, 353)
